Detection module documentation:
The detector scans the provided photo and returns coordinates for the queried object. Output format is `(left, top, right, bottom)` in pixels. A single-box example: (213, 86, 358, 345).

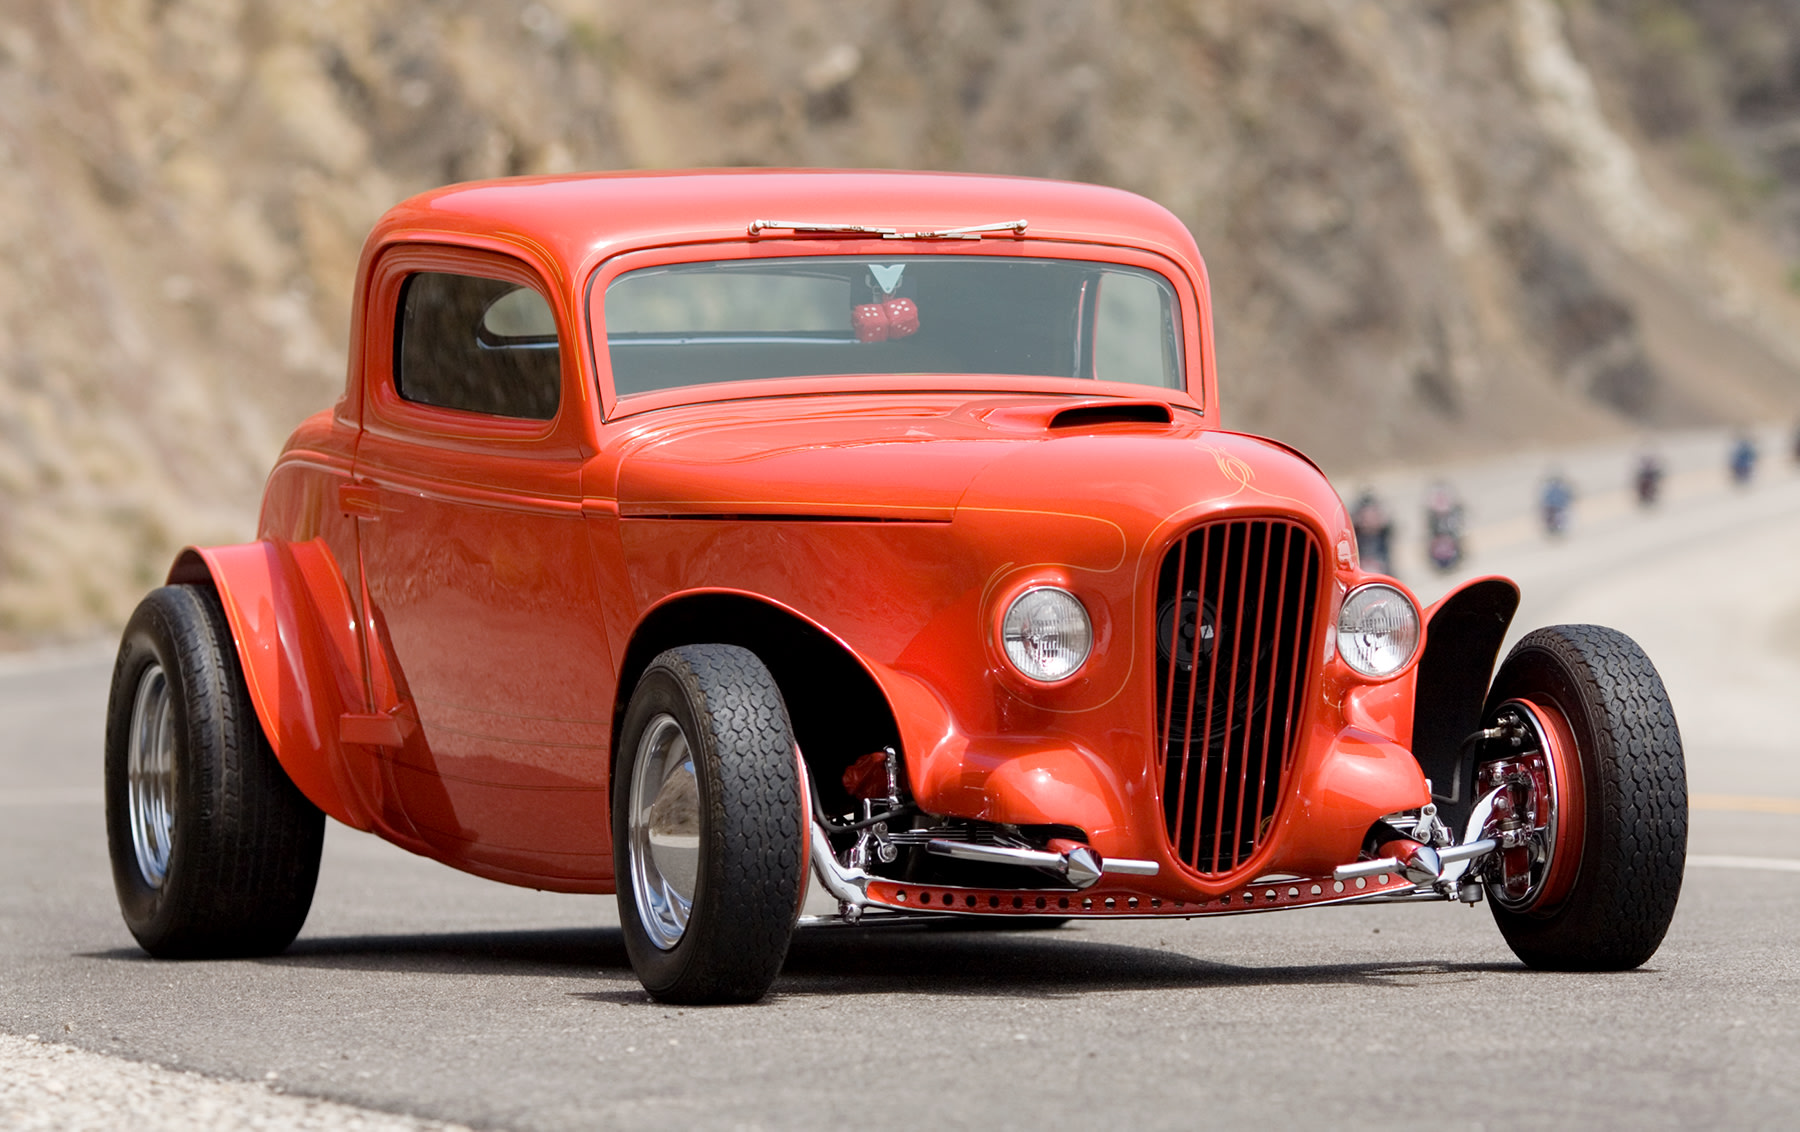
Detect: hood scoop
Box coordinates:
(975, 398, 1175, 433)
(1048, 401, 1173, 429)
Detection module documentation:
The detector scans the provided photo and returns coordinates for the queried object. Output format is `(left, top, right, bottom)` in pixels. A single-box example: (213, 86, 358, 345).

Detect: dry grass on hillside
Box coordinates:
(0, 0, 1798, 644)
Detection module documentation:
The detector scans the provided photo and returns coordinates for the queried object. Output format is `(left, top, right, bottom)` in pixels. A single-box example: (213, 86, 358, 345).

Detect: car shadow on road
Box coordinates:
(570, 924, 1546, 1004)
(80, 927, 631, 978)
(279, 927, 632, 974)
(83, 923, 1571, 1002)
(771, 927, 1529, 1001)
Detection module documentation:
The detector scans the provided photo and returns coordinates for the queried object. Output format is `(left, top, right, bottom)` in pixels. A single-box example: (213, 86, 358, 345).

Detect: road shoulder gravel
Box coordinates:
(0, 1034, 475, 1132)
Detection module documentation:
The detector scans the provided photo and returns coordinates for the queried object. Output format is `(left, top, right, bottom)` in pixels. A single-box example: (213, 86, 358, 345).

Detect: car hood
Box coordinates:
(613, 394, 1344, 538)
(615, 395, 1165, 521)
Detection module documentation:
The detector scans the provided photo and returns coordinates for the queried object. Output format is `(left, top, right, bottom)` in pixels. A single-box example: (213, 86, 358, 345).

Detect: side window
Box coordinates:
(396, 272, 561, 420)
(1091, 269, 1182, 388)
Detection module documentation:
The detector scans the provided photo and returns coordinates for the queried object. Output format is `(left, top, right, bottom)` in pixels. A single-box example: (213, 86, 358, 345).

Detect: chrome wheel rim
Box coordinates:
(1481, 700, 1581, 912)
(127, 663, 177, 889)
(627, 713, 701, 950)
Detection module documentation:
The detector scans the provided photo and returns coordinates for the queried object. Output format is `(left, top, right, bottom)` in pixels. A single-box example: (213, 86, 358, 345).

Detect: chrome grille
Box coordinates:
(1154, 519, 1322, 876)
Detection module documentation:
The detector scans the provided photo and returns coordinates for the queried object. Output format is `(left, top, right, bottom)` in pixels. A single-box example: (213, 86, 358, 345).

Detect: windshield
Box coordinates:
(601, 256, 1184, 396)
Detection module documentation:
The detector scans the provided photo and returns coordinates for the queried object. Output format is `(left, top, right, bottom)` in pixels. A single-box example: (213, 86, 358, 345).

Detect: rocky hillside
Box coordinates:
(2, 0, 1798, 643)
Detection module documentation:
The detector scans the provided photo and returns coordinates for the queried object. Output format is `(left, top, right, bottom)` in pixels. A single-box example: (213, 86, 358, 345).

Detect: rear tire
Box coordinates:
(614, 645, 803, 1004)
(104, 584, 325, 957)
(1483, 625, 1686, 970)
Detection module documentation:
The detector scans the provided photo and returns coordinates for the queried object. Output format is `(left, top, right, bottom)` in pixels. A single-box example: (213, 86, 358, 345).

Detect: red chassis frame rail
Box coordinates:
(851, 869, 1422, 920)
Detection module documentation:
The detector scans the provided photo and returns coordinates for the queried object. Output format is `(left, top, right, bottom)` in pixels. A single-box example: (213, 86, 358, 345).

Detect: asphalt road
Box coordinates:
(3, 444, 1798, 1130)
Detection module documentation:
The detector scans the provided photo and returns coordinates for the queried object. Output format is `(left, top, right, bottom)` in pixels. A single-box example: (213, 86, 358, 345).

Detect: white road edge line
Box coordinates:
(1685, 854, 1800, 873)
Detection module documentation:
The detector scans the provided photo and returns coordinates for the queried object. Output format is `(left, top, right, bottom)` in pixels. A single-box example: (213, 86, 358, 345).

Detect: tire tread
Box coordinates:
(615, 644, 802, 1004)
(1486, 624, 1686, 970)
(105, 584, 324, 958)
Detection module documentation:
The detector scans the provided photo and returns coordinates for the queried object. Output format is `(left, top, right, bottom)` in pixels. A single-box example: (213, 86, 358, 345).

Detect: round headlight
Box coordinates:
(1337, 583, 1421, 678)
(1001, 587, 1093, 682)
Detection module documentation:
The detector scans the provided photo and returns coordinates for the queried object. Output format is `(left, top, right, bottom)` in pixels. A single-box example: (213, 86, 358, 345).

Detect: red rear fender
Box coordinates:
(168, 541, 369, 828)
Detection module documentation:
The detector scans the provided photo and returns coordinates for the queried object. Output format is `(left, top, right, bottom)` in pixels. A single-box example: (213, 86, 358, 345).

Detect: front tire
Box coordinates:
(1482, 625, 1686, 970)
(614, 645, 804, 1004)
(104, 584, 325, 957)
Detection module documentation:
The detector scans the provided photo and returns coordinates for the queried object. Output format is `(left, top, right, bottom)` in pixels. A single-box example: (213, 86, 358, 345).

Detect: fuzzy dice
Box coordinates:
(852, 297, 921, 342)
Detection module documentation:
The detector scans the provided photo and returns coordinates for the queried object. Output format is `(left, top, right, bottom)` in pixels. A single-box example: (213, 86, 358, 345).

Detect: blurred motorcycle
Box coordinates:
(1350, 488, 1394, 576)
(1730, 435, 1758, 486)
(1541, 473, 1573, 537)
(1424, 482, 1464, 572)
(1634, 454, 1663, 508)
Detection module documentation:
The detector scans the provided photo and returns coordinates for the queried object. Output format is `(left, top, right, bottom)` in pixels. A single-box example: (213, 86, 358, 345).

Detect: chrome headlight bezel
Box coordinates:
(998, 585, 1094, 684)
(1336, 582, 1422, 679)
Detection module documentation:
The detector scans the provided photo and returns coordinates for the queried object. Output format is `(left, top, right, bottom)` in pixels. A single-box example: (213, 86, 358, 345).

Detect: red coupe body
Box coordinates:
(178, 171, 1512, 916)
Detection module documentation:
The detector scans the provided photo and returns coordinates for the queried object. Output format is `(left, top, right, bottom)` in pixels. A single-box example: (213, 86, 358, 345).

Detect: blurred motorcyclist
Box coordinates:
(1424, 481, 1464, 572)
(1633, 453, 1664, 507)
(1729, 434, 1757, 486)
(1350, 488, 1394, 576)
(1541, 472, 1573, 536)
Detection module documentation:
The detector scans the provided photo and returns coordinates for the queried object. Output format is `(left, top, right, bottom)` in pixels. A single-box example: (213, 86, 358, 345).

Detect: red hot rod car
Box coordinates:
(105, 171, 1686, 1003)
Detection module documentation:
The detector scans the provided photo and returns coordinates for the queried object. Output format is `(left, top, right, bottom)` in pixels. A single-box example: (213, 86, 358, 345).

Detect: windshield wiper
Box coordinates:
(747, 219, 1028, 240)
(890, 220, 1028, 240)
(748, 220, 898, 236)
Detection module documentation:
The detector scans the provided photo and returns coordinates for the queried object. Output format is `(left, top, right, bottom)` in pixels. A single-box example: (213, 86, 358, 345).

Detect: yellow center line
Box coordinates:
(1691, 793, 1800, 815)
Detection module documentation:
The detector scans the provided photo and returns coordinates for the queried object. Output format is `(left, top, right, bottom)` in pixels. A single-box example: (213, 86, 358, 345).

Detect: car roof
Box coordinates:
(371, 169, 1207, 285)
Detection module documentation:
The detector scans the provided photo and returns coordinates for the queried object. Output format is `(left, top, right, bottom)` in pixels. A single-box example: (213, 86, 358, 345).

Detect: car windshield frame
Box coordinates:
(583, 240, 1208, 421)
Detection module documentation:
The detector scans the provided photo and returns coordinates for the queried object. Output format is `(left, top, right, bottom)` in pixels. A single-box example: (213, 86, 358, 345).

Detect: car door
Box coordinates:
(349, 245, 617, 885)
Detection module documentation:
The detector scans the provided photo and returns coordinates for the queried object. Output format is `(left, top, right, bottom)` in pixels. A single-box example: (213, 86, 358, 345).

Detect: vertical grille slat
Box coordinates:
(1245, 525, 1288, 853)
(1157, 538, 1188, 777)
(1248, 524, 1294, 856)
(1212, 522, 1251, 873)
(1155, 519, 1322, 877)
(1269, 534, 1319, 855)
(1170, 530, 1207, 854)
(1233, 522, 1278, 870)
(1189, 525, 1221, 865)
